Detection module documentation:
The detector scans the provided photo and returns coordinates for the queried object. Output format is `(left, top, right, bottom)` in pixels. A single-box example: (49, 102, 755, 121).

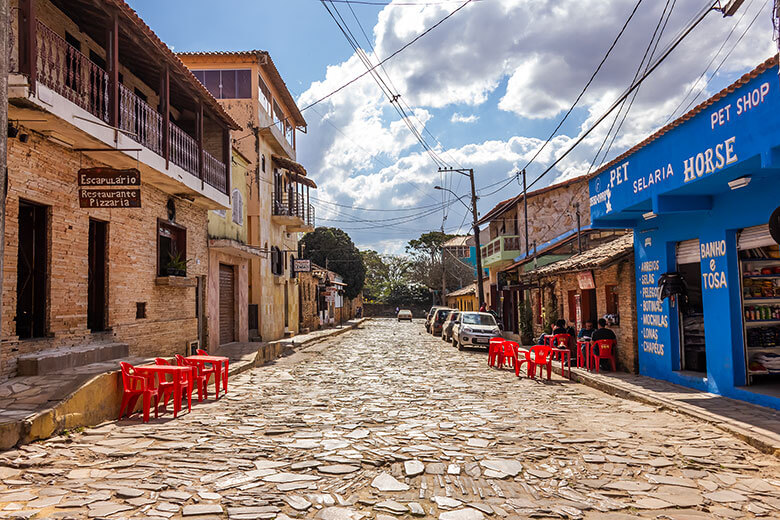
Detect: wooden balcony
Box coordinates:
(8, 1, 239, 207)
(272, 191, 315, 232)
(481, 235, 522, 268)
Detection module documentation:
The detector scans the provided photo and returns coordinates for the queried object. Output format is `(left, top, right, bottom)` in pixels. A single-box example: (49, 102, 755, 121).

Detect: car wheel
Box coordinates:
(457, 338, 464, 351)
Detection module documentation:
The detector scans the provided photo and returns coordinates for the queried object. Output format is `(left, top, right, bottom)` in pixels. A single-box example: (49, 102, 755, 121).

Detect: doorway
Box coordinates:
(581, 288, 597, 323)
(284, 282, 290, 329)
(87, 219, 108, 331)
(677, 239, 706, 373)
(218, 264, 235, 344)
(16, 201, 48, 339)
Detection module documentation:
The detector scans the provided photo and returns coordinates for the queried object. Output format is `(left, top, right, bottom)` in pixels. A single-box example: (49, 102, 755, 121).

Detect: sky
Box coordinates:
(128, 0, 778, 254)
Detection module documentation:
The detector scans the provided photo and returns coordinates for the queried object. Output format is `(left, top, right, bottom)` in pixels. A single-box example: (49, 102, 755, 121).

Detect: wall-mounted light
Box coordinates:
(727, 175, 751, 190)
(642, 211, 657, 220)
(7, 123, 18, 139)
(18, 131, 29, 143)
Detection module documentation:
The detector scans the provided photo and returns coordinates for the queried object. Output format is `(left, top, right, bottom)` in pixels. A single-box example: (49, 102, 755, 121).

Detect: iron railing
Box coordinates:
(273, 189, 315, 227)
(12, 19, 229, 194)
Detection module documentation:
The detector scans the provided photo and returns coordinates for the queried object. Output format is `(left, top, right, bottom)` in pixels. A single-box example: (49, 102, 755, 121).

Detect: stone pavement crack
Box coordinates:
(0, 319, 778, 519)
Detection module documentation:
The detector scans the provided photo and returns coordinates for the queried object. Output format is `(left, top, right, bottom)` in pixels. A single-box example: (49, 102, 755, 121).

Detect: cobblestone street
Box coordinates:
(1, 319, 779, 520)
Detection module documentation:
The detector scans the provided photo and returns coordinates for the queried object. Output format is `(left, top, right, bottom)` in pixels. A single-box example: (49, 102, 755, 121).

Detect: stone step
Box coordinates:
(17, 342, 130, 376)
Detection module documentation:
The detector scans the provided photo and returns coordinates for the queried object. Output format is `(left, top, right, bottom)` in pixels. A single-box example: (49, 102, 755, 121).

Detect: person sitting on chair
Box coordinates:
(590, 318, 616, 369)
(578, 320, 596, 339)
(552, 319, 568, 336)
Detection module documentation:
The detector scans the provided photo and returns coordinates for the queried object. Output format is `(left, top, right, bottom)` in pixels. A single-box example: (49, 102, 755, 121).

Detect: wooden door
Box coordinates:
(219, 264, 235, 344)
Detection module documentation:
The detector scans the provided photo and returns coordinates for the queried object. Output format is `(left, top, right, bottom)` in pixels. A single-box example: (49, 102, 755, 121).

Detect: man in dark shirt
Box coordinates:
(551, 319, 568, 336)
(578, 320, 596, 339)
(590, 318, 616, 369)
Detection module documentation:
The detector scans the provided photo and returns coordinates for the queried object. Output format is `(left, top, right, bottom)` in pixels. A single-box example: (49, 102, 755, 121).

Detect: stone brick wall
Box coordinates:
(298, 271, 321, 331)
(526, 256, 638, 373)
(2, 133, 207, 379)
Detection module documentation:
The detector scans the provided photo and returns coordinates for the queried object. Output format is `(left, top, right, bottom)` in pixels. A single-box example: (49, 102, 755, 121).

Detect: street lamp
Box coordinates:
(435, 168, 485, 310)
(434, 186, 471, 211)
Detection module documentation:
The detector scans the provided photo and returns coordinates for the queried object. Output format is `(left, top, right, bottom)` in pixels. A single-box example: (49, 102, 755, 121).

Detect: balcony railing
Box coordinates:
(36, 20, 109, 123)
(273, 190, 315, 228)
(481, 235, 522, 266)
(119, 84, 162, 156)
(12, 19, 228, 194)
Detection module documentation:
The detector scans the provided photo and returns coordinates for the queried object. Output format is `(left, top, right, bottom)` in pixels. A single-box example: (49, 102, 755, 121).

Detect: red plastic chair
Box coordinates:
(118, 362, 158, 423)
(591, 339, 617, 372)
(155, 358, 192, 416)
(576, 340, 590, 368)
(551, 334, 572, 350)
(488, 338, 505, 368)
(176, 354, 212, 401)
(502, 340, 520, 369)
(525, 345, 553, 380)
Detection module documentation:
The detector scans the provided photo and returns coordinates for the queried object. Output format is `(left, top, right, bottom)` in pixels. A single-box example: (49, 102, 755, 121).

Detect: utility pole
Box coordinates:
(0, 0, 7, 341)
(575, 202, 582, 253)
(437, 168, 485, 310)
(522, 169, 529, 257)
(440, 224, 446, 306)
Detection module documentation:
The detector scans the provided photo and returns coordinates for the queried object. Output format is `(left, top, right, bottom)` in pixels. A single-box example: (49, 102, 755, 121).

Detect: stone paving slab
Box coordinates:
(0, 318, 774, 519)
(546, 363, 780, 458)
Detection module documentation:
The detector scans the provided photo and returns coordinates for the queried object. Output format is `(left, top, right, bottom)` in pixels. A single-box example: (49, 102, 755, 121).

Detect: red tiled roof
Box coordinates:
(586, 55, 779, 182)
(110, 0, 241, 130)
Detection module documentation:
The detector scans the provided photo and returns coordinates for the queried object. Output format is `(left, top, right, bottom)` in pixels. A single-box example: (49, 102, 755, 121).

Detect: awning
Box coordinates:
(290, 172, 317, 189)
(272, 154, 317, 188)
(208, 238, 266, 259)
(518, 233, 634, 280)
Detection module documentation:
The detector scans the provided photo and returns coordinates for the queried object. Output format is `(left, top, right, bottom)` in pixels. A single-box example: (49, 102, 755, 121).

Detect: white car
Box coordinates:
(452, 312, 501, 350)
(397, 309, 413, 322)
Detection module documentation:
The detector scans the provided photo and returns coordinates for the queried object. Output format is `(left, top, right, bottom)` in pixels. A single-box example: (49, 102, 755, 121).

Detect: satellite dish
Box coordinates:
(770, 206, 780, 245)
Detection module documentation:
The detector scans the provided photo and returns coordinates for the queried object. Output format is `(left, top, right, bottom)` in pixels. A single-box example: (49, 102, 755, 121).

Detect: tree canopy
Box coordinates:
(301, 227, 365, 300)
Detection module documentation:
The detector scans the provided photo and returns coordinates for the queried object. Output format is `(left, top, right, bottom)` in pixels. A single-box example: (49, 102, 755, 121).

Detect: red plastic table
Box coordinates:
(186, 355, 229, 398)
(550, 347, 571, 378)
(133, 365, 192, 418)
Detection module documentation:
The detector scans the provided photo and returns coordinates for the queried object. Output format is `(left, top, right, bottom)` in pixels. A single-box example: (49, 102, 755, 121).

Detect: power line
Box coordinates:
(327, 0, 482, 5)
(523, 2, 718, 194)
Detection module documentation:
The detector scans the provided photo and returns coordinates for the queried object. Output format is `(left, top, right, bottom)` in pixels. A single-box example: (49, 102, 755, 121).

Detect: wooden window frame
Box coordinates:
(157, 219, 187, 277)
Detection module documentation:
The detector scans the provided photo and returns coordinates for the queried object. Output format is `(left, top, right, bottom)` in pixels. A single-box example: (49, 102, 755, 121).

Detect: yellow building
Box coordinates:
(179, 51, 315, 341)
(446, 284, 478, 312)
(206, 149, 264, 349)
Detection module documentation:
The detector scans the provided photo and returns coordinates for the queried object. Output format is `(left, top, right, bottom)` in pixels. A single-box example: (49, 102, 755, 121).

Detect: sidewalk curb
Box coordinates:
(551, 364, 780, 458)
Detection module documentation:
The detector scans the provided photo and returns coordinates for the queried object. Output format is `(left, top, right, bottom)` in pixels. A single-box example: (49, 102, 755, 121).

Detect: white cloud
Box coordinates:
(297, 0, 775, 249)
(451, 113, 479, 124)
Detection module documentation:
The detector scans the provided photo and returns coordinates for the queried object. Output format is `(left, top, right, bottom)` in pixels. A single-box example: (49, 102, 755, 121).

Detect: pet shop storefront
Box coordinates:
(588, 56, 780, 410)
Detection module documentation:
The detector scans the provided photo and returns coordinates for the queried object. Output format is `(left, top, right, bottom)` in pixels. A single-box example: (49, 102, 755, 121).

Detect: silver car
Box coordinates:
(452, 312, 501, 350)
(441, 311, 460, 342)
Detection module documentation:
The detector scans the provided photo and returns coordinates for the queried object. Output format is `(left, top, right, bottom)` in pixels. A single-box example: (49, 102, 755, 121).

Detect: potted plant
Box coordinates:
(166, 250, 190, 277)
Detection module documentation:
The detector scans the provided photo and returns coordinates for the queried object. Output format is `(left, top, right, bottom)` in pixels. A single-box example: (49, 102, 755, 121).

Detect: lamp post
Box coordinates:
(434, 168, 485, 310)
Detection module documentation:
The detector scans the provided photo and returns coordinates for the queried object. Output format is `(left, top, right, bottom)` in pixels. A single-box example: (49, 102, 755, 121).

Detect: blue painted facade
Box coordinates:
(588, 60, 780, 410)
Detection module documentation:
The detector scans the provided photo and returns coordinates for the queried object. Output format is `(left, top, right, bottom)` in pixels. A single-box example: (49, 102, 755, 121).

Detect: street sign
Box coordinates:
(294, 259, 312, 272)
(78, 167, 140, 187)
(79, 188, 141, 208)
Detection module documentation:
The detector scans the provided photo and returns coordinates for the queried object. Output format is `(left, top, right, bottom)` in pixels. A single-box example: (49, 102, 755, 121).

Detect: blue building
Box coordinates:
(589, 56, 780, 410)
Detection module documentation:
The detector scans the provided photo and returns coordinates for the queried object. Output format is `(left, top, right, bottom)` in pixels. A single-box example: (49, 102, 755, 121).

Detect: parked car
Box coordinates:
(430, 308, 453, 336)
(425, 306, 447, 332)
(452, 312, 501, 350)
(397, 309, 413, 322)
(441, 311, 460, 342)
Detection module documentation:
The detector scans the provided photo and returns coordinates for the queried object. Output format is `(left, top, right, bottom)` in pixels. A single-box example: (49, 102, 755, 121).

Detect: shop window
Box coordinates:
(289, 255, 297, 279)
(567, 290, 577, 323)
(158, 220, 187, 277)
(605, 285, 619, 315)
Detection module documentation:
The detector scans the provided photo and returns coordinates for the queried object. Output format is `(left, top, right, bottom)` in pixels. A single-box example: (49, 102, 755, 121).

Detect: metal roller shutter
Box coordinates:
(676, 239, 701, 265)
(738, 224, 774, 250)
(219, 264, 235, 344)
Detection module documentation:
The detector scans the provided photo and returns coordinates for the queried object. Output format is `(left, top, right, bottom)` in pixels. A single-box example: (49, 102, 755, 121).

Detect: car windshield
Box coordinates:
(461, 313, 496, 326)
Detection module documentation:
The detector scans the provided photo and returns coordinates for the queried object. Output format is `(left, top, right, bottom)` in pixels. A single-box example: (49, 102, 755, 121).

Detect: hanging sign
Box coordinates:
(79, 188, 141, 208)
(577, 270, 596, 290)
(574, 293, 582, 332)
(294, 259, 312, 273)
(78, 167, 140, 187)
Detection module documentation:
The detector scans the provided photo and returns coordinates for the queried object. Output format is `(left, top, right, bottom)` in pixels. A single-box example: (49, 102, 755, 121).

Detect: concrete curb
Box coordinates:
(551, 364, 780, 458)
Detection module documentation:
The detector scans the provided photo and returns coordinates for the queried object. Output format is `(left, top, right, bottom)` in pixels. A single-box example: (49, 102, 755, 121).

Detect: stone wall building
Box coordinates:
(179, 51, 315, 342)
(3, 0, 238, 378)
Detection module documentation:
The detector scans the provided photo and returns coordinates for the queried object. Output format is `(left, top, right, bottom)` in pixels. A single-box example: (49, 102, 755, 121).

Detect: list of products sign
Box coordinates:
(78, 167, 141, 208)
(640, 259, 666, 356)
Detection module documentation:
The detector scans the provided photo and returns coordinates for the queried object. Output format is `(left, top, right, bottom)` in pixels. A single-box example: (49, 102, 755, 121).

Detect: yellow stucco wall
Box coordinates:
(208, 149, 249, 243)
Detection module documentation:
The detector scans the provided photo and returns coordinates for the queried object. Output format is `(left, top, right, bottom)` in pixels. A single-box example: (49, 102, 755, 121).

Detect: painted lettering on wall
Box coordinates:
(683, 137, 737, 183)
(640, 257, 665, 356)
(700, 239, 728, 290)
(633, 164, 674, 194)
(710, 82, 770, 130)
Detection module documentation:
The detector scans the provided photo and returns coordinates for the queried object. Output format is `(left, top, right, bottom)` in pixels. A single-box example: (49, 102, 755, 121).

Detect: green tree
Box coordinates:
(360, 250, 388, 302)
(301, 227, 365, 299)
